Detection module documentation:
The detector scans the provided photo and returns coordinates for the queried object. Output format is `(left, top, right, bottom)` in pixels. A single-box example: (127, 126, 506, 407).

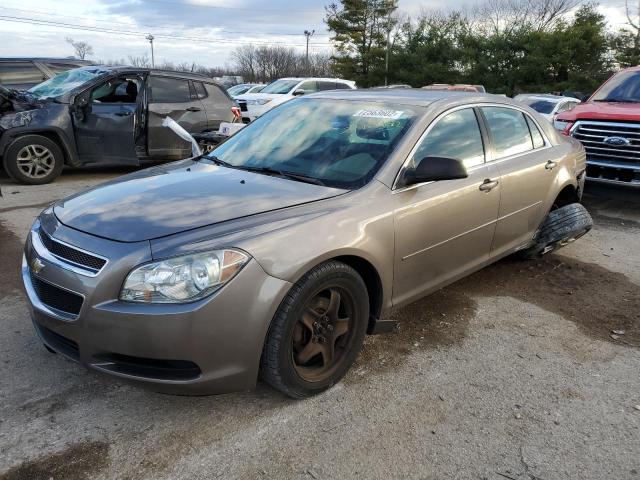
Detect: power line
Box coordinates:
(0, 6, 330, 38)
(0, 15, 333, 47)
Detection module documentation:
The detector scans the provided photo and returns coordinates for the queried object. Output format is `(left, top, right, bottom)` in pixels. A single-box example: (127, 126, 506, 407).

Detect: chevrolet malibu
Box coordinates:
(23, 90, 592, 398)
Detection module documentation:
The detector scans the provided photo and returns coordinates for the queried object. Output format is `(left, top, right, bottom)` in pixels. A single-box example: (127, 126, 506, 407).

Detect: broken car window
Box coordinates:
(91, 77, 140, 104)
(27, 67, 108, 99)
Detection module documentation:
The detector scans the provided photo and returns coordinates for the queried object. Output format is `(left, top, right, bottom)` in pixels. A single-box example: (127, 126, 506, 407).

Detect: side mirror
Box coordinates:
(402, 156, 468, 186)
(292, 89, 306, 96)
(70, 91, 91, 119)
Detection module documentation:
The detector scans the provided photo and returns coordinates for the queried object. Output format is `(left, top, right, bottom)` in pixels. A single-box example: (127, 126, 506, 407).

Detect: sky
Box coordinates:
(0, 0, 633, 69)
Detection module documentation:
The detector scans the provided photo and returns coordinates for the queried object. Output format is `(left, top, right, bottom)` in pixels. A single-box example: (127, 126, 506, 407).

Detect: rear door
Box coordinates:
(73, 74, 142, 165)
(198, 81, 234, 130)
(147, 75, 207, 158)
(479, 106, 557, 257)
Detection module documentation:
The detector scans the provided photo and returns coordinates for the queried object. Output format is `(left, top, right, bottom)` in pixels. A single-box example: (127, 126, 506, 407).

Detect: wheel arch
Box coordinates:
(1, 128, 80, 166)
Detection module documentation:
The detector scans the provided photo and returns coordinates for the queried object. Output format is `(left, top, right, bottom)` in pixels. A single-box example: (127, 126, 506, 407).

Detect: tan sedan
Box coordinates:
(23, 90, 592, 398)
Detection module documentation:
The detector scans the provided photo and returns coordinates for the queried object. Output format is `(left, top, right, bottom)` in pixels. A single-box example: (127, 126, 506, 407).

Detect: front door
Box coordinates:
(478, 106, 557, 257)
(393, 107, 501, 307)
(73, 75, 142, 164)
(147, 75, 208, 159)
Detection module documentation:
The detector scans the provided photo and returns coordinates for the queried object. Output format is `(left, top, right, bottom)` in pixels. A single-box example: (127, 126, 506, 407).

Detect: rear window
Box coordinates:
(0, 61, 46, 87)
(149, 76, 191, 103)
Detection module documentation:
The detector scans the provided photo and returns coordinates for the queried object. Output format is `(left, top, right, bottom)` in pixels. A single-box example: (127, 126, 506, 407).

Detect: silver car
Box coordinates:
(22, 90, 592, 398)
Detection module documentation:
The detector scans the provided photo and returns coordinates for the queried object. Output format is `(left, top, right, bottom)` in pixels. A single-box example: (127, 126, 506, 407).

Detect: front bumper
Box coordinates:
(23, 213, 291, 394)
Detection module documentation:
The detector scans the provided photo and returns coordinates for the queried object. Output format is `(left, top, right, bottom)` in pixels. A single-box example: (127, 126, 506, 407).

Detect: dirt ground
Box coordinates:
(0, 168, 638, 480)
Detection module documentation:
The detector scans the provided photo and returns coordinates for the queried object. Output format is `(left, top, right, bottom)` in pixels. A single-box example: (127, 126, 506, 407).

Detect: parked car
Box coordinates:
(0, 65, 237, 184)
(235, 77, 356, 122)
(0, 57, 93, 90)
(227, 83, 265, 97)
(422, 84, 486, 93)
(514, 94, 580, 122)
(555, 66, 640, 187)
(23, 90, 592, 398)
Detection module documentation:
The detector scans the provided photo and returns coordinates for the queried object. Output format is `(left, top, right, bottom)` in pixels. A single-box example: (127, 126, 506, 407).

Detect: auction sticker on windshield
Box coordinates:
(353, 109, 405, 119)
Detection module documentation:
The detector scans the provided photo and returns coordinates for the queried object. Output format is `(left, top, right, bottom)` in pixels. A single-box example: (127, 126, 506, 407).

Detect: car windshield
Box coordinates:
(228, 84, 250, 96)
(260, 79, 300, 95)
(523, 99, 557, 114)
(208, 98, 419, 189)
(27, 67, 108, 99)
(591, 70, 640, 102)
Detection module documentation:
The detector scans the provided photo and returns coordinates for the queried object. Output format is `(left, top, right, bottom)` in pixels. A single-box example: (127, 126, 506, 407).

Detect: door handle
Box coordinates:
(479, 179, 499, 192)
(186, 107, 202, 112)
(545, 160, 558, 170)
(115, 111, 132, 117)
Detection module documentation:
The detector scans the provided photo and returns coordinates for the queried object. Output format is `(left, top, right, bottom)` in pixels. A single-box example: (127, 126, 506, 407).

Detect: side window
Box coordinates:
(317, 81, 337, 91)
(333, 82, 351, 90)
(91, 77, 140, 103)
(0, 61, 46, 86)
(203, 83, 231, 105)
(148, 76, 191, 103)
(482, 107, 533, 158)
(525, 115, 545, 149)
(412, 108, 485, 169)
(298, 81, 318, 93)
(194, 81, 208, 99)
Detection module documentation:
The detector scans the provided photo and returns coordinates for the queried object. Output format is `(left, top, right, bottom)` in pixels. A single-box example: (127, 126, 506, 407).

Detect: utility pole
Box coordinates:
(146, 34, 155, 68)
(304, 29, 315, 75)
(384, 1, 394, 86)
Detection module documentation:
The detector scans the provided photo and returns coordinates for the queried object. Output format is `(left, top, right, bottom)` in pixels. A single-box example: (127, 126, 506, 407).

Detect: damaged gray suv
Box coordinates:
(23, 90, 592, 398)
(1, 66, 236, 184)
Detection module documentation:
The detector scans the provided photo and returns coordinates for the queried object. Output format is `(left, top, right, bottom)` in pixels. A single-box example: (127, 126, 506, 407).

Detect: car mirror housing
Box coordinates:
(292, 89, 306, 96)
(403, 156, 468, 186)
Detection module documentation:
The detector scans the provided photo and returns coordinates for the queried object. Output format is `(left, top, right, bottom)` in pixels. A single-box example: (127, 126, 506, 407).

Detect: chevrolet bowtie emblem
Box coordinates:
(30, 257, 45, 274)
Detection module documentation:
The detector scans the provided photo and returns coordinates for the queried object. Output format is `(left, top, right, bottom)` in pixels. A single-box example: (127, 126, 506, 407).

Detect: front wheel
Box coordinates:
(260, 261, 369, 398)
(3, 135, 64, 185)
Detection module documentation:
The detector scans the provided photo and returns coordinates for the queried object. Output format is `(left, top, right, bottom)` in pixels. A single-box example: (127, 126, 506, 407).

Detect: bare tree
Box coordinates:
(66, 37, 94, 59)
(474, 0, 581, 34)
(127, 54, 151, 68)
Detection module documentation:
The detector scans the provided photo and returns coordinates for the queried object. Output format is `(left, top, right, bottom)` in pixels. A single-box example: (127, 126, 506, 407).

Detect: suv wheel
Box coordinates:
(261, 261, 369, 398)
(3, 135, 64, 185)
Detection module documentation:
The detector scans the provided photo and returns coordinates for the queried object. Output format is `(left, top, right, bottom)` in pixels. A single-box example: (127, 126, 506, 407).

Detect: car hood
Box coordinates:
(54, 160, 346, 242)
(557, 101, 640, 123)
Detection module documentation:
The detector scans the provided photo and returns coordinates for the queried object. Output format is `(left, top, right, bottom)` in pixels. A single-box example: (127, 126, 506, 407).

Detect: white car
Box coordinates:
(514, 94, 580, 122)
(236, 77, 356, 122)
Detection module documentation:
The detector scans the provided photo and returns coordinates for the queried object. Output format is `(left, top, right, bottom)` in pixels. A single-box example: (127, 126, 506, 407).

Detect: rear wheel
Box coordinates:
(521, 203, 593, 259)
(261, 261, 369, 398)
(3, 135, 64, 185)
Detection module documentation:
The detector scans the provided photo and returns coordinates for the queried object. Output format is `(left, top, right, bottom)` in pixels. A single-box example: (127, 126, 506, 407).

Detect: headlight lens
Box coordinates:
(120, 249, 249, 303)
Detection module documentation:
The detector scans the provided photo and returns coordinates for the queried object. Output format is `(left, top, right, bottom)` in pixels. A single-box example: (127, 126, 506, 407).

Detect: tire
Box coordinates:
(521, 203, 593, 259)
(260, 261, 370, 398)
(3, 135, 64, 185)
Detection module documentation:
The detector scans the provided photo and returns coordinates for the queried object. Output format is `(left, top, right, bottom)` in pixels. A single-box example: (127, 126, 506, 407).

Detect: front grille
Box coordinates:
(92, 353, 201, 381)
(39, 230, 106, 272)
(37, 325, 80, 361)
(572, 121, 640, 165)
(30, 273, 83, 316)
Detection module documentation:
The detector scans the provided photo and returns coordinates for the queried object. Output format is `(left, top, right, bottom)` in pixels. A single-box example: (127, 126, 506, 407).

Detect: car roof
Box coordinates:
(0, 57, 93, 63)
(81, 64, 214, 80)
(306, 89, 520, 107)
(277, 77, 354, 83)
(516, 94, 578, 103)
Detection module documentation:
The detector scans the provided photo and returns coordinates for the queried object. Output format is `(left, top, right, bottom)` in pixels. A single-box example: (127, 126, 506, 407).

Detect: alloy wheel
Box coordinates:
(16, 144, 56, 179)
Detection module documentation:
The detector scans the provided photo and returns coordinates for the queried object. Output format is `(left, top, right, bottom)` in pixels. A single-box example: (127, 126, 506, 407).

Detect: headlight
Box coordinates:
(247, 99, 272, 106)
(553, 119, 573, 133)
(120, 249, 249, 303)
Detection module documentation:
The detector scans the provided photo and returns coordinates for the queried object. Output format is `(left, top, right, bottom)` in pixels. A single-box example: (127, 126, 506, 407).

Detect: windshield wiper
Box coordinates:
(235, 165, 326, 186)
(199, 154, 234, 167)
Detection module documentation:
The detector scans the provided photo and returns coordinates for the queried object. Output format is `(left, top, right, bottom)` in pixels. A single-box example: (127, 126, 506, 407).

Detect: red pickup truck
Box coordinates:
(555, 66, 640, 187)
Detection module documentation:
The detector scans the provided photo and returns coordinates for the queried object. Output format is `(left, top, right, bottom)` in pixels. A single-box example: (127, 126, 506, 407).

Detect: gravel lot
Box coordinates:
(0, 168, 639, 480)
